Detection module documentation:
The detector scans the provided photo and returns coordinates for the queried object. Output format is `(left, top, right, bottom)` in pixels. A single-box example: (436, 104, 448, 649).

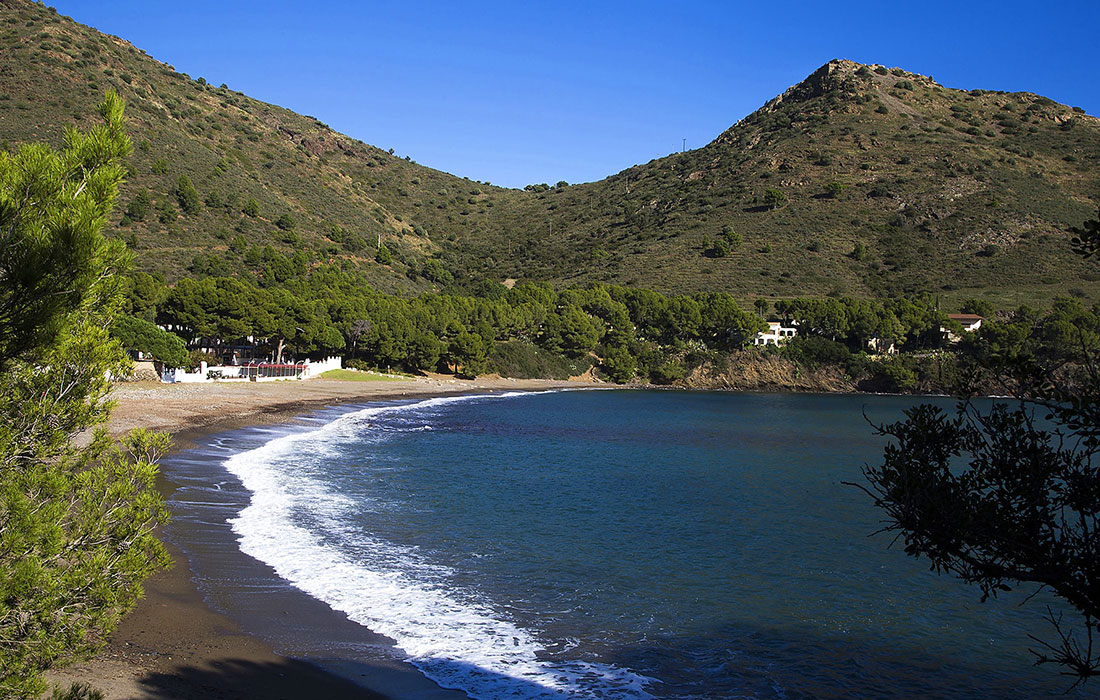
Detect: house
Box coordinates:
(753, 319, 798, 346)
(942, 314, 983, 343)
(867, 336, 898, 355)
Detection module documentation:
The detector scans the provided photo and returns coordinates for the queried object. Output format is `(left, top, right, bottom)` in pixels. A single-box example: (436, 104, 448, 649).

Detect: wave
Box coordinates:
(222, 391, 655, 700)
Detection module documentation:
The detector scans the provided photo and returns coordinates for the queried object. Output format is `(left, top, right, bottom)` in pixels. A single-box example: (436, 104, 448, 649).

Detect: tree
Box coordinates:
(241, 197, 260, 217)
(720, 227, 742, 248)
(600, 344, 636, 383)
(0, 93, 170, 698)
(763, 187, 787, 210)
(856, 209, 1100, 685)
(709, 237, 730, 258)
(124, 188, 151, 222)
(824, 181, 847, 199)
(448, 330, 488, 378)
(175, 175, 200, 215)
(111, 315, 188, 367)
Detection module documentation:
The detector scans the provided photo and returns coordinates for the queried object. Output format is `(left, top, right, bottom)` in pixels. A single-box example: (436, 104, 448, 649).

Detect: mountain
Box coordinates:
(3, 0, 1099, 306)
(444, 60, 1100, 306)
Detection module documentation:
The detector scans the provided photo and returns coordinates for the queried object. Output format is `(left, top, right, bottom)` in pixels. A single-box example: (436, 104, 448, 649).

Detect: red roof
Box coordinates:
(947, 314, 983, 322)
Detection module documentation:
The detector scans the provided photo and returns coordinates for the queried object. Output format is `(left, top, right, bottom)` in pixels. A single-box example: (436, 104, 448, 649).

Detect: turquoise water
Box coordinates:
(183, 389, 1089, 699)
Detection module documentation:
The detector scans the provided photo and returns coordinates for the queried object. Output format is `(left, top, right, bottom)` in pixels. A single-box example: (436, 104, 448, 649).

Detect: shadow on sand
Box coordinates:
(136, 656, 388, 700)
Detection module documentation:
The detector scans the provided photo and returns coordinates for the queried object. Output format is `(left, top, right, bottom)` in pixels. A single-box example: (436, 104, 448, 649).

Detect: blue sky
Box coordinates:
(51, 1, 1100, 189)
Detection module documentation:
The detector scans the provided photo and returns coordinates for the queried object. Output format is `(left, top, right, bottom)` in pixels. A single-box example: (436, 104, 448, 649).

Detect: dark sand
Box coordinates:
(49, 375, 587, 699)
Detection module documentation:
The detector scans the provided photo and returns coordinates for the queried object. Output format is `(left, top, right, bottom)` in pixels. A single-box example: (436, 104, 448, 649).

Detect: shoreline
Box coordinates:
(47, 376, 980, 699)
(50, 376, 586, 700)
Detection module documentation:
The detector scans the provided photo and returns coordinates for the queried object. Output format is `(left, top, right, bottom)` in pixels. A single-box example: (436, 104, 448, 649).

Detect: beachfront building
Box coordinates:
(942, 313, 983, 344)
(753, 319, 798, 346)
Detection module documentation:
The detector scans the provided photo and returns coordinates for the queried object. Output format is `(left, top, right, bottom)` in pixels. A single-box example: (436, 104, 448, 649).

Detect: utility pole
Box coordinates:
(682, 138, 686, 152)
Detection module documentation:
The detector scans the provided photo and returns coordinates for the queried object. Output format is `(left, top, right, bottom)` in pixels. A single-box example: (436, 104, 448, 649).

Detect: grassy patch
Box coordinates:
(318, 369, 404, 382)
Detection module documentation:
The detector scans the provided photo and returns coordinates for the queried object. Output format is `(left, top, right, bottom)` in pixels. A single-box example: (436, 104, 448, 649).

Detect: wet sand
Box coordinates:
(49, 375, 588, 699)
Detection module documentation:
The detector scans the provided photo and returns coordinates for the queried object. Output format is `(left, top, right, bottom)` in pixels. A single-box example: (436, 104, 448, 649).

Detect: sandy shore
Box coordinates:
(49, 374, 589, 699)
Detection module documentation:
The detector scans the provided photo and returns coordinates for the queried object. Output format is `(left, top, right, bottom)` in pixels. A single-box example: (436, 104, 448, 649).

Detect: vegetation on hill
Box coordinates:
(2, 2, 1098, 307)
(444, 59, 1100, 306)
(0, 0, 514, 294)
(0, 93, 169, 699)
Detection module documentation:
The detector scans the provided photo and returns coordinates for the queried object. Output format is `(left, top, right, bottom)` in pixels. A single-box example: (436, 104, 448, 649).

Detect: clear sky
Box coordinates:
(50, 0, 1100, 189)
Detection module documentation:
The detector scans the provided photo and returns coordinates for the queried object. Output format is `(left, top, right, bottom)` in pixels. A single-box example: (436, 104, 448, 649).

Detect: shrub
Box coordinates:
(241, 197, 260, 217)
(648, 360, 686, 384)
(275, 213, 295, 230)
(782, 335, 850, 368)
(421, 259, 452, 285)
(156, 198, 177, 224)
(876, 357, 917, 391)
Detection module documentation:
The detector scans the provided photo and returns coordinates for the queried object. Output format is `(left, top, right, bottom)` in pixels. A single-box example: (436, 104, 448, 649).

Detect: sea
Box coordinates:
(161, 389, 1092, 700)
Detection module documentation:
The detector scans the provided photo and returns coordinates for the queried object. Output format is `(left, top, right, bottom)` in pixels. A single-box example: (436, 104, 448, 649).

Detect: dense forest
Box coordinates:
(115, 248, 1100, 395)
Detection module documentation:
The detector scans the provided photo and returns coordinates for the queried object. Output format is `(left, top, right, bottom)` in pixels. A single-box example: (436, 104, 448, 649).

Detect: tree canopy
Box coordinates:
(0, 93, 170, 699)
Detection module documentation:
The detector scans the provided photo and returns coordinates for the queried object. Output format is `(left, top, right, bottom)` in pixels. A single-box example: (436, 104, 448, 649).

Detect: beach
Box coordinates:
(49, 375, 585, 700)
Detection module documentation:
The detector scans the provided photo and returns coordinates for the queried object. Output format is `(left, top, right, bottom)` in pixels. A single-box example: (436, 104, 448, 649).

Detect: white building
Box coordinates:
(753, 319, 798, 346)
(942, 314, 983, 343)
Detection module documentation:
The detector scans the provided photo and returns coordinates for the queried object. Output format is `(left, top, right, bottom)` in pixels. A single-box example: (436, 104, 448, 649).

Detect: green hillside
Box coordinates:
(3, 0, 1099, 306)
(0, 0, 528, 294)
(440, 61, 1100, 307)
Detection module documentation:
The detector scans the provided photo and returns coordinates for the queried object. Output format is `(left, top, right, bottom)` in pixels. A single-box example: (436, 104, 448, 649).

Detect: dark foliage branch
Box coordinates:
(854, 208, 1100, 685)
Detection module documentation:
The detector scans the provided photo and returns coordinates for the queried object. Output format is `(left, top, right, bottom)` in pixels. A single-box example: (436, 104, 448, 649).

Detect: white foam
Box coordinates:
(223, 392, 655, 700)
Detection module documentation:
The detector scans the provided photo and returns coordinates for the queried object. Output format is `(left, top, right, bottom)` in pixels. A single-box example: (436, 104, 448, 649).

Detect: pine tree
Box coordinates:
(175, 175, 200, 216)
(0, 92, 170, 699)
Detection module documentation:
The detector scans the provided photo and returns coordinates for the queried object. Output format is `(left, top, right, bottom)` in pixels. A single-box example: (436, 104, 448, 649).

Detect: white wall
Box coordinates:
(162, 357, 343, 383)
(302, 355, 343, 378)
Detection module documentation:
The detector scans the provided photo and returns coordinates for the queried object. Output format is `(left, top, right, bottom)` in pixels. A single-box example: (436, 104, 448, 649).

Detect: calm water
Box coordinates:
(169, 389, 1090, 699)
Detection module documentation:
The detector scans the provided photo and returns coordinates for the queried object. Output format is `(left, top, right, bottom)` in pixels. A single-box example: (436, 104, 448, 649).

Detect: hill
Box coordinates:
(440, 60, 1100, 307)
(0, 0, 528, 294)
(3, 0, 1099, 306)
